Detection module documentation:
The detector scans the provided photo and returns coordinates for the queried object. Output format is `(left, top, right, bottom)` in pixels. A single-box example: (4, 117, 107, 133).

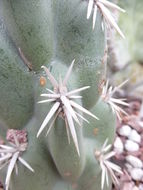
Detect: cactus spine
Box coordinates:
(0, 0, 126, 190)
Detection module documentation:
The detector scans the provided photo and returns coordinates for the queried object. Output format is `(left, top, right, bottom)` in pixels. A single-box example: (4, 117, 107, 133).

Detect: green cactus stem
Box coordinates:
(0, 0, 126, 189)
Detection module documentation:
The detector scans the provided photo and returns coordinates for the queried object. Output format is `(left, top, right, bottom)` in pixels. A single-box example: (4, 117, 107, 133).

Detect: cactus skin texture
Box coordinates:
(0, 0, 119, 190)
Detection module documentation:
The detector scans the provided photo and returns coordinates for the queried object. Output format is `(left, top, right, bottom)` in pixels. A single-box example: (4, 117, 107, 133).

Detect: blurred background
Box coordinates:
(107, 0, 143, 99)
(108, 1, 143, 189)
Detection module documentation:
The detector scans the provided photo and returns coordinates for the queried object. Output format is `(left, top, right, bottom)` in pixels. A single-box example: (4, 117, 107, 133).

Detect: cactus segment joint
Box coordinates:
(86, 0, 125, 38)
(0, 130, 34, 190)
(37, 60, 99, 156)
(95, 139, 123, 189)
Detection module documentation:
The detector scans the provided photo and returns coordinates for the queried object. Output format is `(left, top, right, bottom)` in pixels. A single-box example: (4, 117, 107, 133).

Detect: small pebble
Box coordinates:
(130, 168, 143, 181)
(114, 137, 124, 153)
(139, 184, 143, 190)
(138, 121, 143, 128)
(122, 182, 134, 190)
(118, 125, 131, 137)
(125, 163, 133, 172)
(128, 129, 141, 143)
(133, 186, 139, 190)
(125, 140, 139, 152)
(126, 155, 143, 168)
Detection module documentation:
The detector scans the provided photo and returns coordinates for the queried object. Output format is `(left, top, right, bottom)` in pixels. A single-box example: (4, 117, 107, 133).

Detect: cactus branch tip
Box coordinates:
(101, 79, 129, 121)
(86, 0, 125, 38)
(37, 60, 98, 155)
(95, 139, 123, 189)
(0, 130, 34, 190)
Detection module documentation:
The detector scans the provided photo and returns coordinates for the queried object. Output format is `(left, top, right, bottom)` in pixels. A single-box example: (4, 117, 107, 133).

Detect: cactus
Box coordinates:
(0, 0, 127, 190)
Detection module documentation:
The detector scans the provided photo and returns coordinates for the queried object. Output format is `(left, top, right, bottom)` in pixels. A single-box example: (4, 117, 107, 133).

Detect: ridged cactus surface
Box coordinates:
(0, 0, 126, 190)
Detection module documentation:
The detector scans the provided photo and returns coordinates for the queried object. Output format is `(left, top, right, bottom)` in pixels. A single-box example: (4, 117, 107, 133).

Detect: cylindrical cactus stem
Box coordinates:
(0, 19, 34, 130)
(36, 61, 87, 181)
(1, 0, 54, 71)
(0, 0, 126, 189)
(83, 99, 116, 145)
(47, 116, 85, 182)
(52, 0, 106, 109)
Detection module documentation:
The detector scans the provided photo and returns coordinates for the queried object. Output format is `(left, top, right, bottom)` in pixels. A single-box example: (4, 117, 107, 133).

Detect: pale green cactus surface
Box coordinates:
(0, 0, 125, 190)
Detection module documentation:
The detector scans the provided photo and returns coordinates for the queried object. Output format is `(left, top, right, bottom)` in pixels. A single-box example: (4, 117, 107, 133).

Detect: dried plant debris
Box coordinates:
(0, 129, 34, 190)
(86, 0, 125, 38)
(101, 80, 129, 121)
(38, 60, 99, 155)
(95, 139, 123, 189)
